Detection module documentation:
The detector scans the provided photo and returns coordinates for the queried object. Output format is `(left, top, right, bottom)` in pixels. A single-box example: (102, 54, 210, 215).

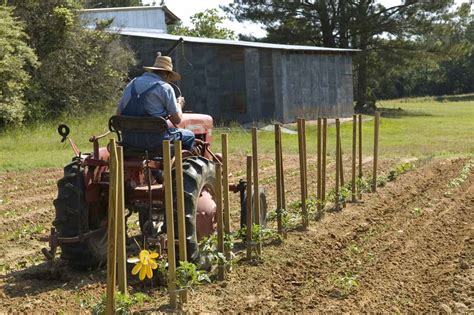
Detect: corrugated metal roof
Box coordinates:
(118, 31, 359, 53)
(80, 6, 180, 23)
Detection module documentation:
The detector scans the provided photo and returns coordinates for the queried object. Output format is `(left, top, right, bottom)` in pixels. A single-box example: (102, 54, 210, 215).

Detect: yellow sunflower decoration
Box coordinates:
(131, 249, 159, 281)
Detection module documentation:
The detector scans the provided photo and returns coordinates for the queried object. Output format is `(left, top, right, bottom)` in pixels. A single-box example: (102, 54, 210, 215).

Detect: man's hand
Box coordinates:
(177, 96, 185, 109)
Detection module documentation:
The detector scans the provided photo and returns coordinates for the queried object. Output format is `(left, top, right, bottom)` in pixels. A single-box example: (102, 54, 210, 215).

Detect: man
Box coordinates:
(117, 53, 195, 151)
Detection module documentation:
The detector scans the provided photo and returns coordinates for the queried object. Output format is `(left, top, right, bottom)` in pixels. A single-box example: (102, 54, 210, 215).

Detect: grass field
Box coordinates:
(0, 94, 473, 172)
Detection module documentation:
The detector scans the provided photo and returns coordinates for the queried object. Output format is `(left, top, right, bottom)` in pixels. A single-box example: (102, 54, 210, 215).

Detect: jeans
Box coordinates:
(169, 128, 195, 151)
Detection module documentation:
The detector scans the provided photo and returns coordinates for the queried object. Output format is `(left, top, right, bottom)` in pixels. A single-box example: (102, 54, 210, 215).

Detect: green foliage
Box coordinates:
(333, 272, 359, 296)
(83, 0, 142, 8)
(7, 0, 80, 59)
(445, 159, 474, 195)
(176, 261, 210, 290)
(169, 9, 236, 40)
(0, 6, 38, 125)
(5, 0, 135, 121)
(38, 29, 135, 115)
(387, 162, 415, 182)
(199, 234, 228, 266)
(92, 292, 151, 315)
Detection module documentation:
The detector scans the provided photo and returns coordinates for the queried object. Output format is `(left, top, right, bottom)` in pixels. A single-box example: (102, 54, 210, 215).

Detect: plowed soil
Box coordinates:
(0, 155, 473, 313)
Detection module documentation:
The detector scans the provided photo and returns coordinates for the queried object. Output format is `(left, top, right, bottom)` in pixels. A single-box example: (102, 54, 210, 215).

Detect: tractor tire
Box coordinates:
(240, 187, 268, 229)
(173, 156, 216, 263)
(53, 160, 107, 269)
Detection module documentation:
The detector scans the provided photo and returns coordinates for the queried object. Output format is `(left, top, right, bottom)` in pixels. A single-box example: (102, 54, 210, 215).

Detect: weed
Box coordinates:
(9, 223, 45, 241)
(333, 272, 359, 296)
(411, 207, 422, 216)
(348, 243, 362, 255)
(92, 292, 151, 315)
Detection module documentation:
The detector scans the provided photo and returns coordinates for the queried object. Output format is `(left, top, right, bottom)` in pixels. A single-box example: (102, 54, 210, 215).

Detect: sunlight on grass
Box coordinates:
(0, 95, 473, 172)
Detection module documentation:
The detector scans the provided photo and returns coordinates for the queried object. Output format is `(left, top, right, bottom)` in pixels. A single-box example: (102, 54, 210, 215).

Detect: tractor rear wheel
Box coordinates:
(173, 156, 216, 263)
(53, 160, 107, 269)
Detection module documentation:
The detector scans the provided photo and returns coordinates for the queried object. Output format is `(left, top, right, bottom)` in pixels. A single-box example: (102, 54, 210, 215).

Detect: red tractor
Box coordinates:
(43, 113, 267, 269)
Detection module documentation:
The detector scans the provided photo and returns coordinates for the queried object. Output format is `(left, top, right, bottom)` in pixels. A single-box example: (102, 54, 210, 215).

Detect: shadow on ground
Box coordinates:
(434, 94, 474, 103)
(0, 261, 101, 298)
(376, 107, 433, 118)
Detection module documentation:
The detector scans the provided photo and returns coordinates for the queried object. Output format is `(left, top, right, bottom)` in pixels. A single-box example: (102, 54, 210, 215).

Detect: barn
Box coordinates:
(81, 7, 357, 123)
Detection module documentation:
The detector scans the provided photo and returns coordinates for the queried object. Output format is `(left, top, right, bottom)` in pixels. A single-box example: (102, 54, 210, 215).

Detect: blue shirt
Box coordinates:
(117, 72, 180, 117)
(117, 72, 180, 150)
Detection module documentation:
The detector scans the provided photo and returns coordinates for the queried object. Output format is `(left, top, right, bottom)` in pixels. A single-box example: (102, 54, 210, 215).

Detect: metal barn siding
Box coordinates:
(80, 7, 179, 33)
(121, 33, 356, 123)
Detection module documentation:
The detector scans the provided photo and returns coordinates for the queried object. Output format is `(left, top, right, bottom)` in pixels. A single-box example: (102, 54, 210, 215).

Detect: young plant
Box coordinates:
(92, 292, 151, 315)
(176, 261, 210, 290)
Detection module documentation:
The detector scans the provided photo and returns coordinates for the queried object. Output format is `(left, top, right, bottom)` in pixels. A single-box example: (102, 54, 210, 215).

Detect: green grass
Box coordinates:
(0, 94, 473, 172)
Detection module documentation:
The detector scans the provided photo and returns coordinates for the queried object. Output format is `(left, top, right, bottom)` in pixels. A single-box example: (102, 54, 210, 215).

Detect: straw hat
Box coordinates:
(143, 52, 181, 81)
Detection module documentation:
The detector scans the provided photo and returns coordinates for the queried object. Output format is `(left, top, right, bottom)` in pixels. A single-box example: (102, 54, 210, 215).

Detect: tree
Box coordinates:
(83, 0, 142, 8)
(0, 6, 38, 125)
(7, 0, 79, 59)
(222, 0, 459, 111)
(169, 8, 236, 40)
(7, 0, 136, 119)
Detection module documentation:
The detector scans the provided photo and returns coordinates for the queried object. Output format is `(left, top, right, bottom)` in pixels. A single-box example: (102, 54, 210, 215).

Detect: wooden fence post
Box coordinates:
(297, 118, 308, 229)
(372, 112, 380, 192)
(317, 117, 322, 212)
(116, 146, 127, 295)
(216, 163, 225, 279)
(338, 134, 346, 208)
(335, 119, 341, 211)
(322, 118, 327, 203)
(246, 156, 253, 260)
(275, 124, 283, 235)
(358, 114, 363, 199)
(352, 114, 357, 202)
(106, 139, 118, 315)
(163, 140, 177, 309)
(175, 141, 188, 303)
(251, 128, 262, 255)
(221, 134, 231, 262)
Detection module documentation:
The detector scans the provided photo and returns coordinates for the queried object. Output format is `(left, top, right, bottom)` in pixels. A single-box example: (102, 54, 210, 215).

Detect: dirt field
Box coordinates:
(0, 155, 473, 312)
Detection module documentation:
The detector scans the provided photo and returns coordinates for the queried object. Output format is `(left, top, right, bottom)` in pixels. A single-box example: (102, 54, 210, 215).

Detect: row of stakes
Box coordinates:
(105, 113, 381, 312)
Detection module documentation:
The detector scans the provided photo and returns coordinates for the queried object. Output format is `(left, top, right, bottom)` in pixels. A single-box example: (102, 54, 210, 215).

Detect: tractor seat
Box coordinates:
(109, 115, 180, 158)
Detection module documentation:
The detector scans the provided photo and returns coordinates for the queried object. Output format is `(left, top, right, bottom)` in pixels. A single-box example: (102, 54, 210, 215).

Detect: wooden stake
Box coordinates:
(358, 114, 363, 199)
(372, 112, 380, 192)
(335, 119, 341, 211)
(174, 141, 188, 303)
(163, 140, 177, 309)
(322, 118, 327, 203)
(279, 133, 286, 212)
(246, 156, 253, 260)
(251, 128, 261, 255)
(106, 139, 118, 315)
(221, 134, 231, 262)
(317, 117, 322, 212)
(352, 114, 357, 202)
(338, 134, 346, 208)
(302, 119, 308, 198)
(274, 124, 283, 235)
(116, 146, 127, 295)
(297, 119, 308, 229)
(216, 163, 225, 279)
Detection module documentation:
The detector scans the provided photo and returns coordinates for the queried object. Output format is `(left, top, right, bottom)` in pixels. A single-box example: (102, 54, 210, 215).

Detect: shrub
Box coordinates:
(0, 6, 38, 125)
(38, 28, 135, 115)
